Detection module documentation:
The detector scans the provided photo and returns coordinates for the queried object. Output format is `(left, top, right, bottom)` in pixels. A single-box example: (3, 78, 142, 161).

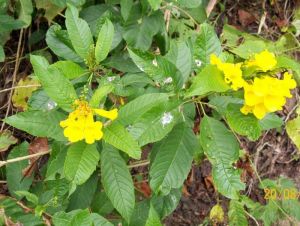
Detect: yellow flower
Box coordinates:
(246, 50, 277, 72)
(241, 73, 296, 119)
(60, 100, 118, 144)
(210, 54, 245, 90)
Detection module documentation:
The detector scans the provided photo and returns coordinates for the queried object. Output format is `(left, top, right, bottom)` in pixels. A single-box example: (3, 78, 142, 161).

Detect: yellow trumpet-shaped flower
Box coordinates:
(240, 72, 296, 119)
(210, 54, 245, 90)
(246, 50, 277, 72)
(60, 100, 118, 144)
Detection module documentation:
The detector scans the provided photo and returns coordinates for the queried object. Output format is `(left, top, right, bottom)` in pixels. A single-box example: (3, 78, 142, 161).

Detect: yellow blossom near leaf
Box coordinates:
(60, 100, 118, 144)
(241, 72, 296, 119)
(12, 77, 40, 111)
(245, 50, 277, 72)
(210, 54, 245, 90)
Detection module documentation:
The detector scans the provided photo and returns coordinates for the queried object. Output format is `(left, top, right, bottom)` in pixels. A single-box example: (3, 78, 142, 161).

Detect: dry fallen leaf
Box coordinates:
(238, 9, 256, 27)
(22, 138, 48, 178)
(0, 131, 18, 152)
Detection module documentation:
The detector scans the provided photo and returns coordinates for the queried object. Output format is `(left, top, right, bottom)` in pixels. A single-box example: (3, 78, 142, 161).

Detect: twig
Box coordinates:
(1, 29, 24, 132)
(128, 160, 150, 169)
(0, 84, 41, 94)
(0, 150, 51, 168)
(206, 0, 217, 17)
(244, 210, 260, 226)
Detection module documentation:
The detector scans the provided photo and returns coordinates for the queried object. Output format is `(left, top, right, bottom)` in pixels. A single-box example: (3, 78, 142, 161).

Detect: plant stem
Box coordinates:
(128, 160, 150, 169)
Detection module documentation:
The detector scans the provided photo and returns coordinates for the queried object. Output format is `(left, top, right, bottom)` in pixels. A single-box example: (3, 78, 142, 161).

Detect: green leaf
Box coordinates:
(30, 55, 78, 111)
(51, 60, 86, 79)
(228, 200, 248, 226)
(165, 41, 192, 83)
(103, 121, 141, 159)
(185, 65, 230, 97)
(15, 191, 39, 205)
(64, 142, 100, 185)
(70, 209, 92, 225)
(35, 0, 64, 22)
(259, 113, 283, 130)
(200, 116, 245, 199)
(120, 0, 133, 21)
(67, 173, 98, 211)
(123, 12, 164, 50)
(118, 93, 169, 125)
(147, 0, 162, 10)
(225, 104, 262, 141)
(0, 45, 4, 62)
(17, 0, 33, 28)
(90, 213, 114, 226)
(276, 55, 300, 84)
(127, 48, 162, 80)
(95, 18, 114, 64)
(286, 116, 300, 150)
(65, 4, 93, 59)
(150, 123, 198, 195)
(6, 142, 33, 198)
(0, 131, 17, 152)
(194, 23, 222, 67)
(46, 24, 83, 63)
(91, 192, 114, 216)
(4, 110, 66, 141)
(145, 203, 162, 226)
(89, 84, 114, 108)
(28, 90, 55, 111)
(101, 144, 135, 222)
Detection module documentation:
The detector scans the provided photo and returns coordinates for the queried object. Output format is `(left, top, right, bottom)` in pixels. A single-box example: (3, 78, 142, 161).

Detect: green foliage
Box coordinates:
(2, 1, 299, 225)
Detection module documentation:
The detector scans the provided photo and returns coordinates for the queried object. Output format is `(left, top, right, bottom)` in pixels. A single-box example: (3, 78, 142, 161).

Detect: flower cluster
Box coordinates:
(210, 50, 297, 119)
(60, 100, 118, 144)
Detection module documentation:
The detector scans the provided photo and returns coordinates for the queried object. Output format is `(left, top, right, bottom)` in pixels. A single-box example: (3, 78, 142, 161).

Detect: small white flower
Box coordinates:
(47, 100, 57, 110)
(195, 59, 202, 67)
(152, 59, 158, 67)
(161, 112, 174, 127)
(107, 76, 116, 82)
(163, 77, 173, 84)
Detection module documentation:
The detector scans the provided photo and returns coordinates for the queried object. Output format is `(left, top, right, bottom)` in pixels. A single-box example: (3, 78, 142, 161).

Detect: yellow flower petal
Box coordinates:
(253, 104, 268, 119)
(94, 108, 118, 120)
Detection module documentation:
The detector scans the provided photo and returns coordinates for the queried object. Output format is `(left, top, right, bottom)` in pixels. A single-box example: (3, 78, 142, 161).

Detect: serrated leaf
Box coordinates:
(89, 84, 114, 108)
(0, 131, 17, 152)
(46, 24, 83, 63)
(90, 213, 114, 226)
(194, 23, 222, 66)
(64, 142, 100, 185)
(101, 144, 135, 222)
(185, 65, 230, 97)
(30, 55, 78, 111)
(228, 200, 248, 226)
(127, 48, 162, 80)
(95, 18, 114, 63)
(4, 110, 66, 141)
(6, 142, 33, 198)
(120, 0, 133, 21)
(123, 12, 164, 51)
(65, 4, 93, 59)
(147, 0, 162, 10)
(51, 60, 86, 79)
(118, 93, 169, 125)
(150, 123, 198, 195)
(226, 104, 262, 141)
(200, 116, 245, 199)
(103, 121, 141, 159)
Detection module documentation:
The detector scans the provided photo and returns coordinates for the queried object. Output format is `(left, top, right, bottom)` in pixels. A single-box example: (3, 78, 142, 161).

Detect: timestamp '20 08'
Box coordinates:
(264, 188, 300, 200)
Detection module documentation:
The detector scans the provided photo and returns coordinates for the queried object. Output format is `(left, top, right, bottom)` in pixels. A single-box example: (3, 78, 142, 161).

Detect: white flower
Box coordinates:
(161, 112, 174, 127)
(152, 59, 158, 67)
(47, 100, 57, 110)
(195, 59, 202, 67)
(107, 76, 116, 82)
(163, 77, 173, 84)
